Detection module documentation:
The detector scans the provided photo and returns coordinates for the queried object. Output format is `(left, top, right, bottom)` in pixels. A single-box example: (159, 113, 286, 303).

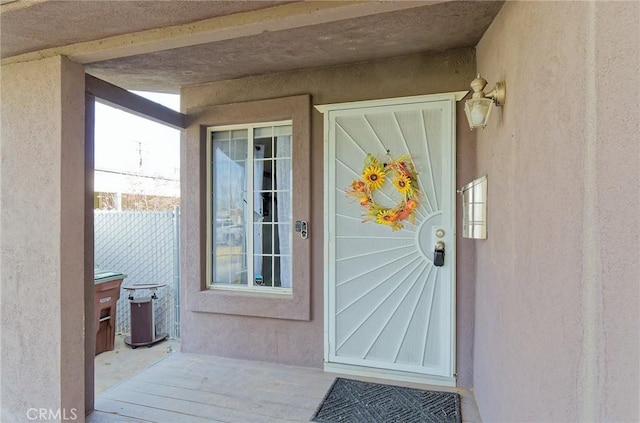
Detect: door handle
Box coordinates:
(434, 241, 445, 267)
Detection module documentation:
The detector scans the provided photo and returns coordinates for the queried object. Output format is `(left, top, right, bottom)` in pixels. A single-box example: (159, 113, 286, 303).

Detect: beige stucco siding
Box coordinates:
(474, 1, 639, 421)
(181, 49, 478, 386)
(1, 56, 85, 421)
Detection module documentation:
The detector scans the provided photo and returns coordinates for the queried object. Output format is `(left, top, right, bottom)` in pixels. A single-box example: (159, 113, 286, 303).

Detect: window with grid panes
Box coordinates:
(206, 121, 293, 292)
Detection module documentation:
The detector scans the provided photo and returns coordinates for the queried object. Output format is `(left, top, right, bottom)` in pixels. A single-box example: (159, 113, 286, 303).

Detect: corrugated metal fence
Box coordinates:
(95, 208, 180, 339)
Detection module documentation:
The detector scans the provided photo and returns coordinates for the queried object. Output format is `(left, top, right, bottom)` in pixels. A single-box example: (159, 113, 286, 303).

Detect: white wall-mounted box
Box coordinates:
(459, 175, 487, 239)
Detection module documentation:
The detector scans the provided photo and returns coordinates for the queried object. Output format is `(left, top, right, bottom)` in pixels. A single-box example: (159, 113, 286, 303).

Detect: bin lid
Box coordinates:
(123, 283, 166, 290)
(94, 270, 127, 284)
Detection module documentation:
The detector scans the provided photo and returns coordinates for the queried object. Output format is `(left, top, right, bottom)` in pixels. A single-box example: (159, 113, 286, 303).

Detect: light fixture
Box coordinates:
(464, 74, 506, 130)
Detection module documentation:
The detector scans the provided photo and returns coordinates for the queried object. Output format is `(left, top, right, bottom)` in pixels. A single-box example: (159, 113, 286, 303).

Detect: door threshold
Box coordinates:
(324, 362, 456, 388)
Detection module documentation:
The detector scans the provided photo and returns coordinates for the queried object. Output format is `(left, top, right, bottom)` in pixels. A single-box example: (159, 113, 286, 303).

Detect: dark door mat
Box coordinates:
(311, 377, 461, 423)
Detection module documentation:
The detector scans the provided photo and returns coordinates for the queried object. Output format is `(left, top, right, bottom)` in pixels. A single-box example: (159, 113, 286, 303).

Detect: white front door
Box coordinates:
(320, 93, 461, 385)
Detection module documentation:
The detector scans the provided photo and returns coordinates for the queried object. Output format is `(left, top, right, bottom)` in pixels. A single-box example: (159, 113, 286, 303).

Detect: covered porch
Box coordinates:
(89, 353, 481, 423)
(1, 1, 638, 422)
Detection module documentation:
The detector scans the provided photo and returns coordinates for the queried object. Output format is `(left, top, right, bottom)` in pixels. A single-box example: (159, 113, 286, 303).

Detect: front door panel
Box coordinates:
(324, 95, 456, 381)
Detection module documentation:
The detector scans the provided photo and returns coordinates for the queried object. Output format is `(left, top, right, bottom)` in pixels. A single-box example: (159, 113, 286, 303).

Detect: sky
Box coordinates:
(94, 91, 181, 181)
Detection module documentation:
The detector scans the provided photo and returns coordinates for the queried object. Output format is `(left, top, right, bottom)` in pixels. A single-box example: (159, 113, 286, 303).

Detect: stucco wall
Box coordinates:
(181, 49, 478, 386)
(473, 2, 639, 421)
(0, 57, 86, 421)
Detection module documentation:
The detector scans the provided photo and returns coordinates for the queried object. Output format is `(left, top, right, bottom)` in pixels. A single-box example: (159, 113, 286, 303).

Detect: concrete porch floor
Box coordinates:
(90, 345, 482, 422)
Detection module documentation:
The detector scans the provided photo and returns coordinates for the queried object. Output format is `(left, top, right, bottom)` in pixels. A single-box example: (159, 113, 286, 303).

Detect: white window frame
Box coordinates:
(206, 120, 293, 295)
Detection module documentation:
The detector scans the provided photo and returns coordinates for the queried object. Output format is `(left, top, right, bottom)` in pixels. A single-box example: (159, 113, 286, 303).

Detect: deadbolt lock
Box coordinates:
(295, 220, 309, 239)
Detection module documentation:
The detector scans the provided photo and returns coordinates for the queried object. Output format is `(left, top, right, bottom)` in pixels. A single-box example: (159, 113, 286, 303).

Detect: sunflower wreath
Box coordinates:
(347, 152, 420, 231)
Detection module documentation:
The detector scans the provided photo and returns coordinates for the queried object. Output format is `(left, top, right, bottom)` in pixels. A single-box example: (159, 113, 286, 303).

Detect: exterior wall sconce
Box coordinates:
(464, 74, 506, 130)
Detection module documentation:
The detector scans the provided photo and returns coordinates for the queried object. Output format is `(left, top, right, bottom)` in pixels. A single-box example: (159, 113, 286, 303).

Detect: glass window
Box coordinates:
(207, 122, 293, 292)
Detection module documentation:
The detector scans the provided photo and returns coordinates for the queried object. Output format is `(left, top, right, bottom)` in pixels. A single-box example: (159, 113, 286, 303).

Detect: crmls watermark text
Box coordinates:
(26, 408, 78, 421)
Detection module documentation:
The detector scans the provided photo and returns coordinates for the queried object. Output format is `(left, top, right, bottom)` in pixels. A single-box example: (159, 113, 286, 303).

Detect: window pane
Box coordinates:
(212, 131, 248, 286)
(274, 134, 292, 288)
(254, 125, 291, 138)
(252, 130, 292, 289)
(212, 129, 248, 142)
(275, 223, 291, 288)
(273, 160, 292, 249)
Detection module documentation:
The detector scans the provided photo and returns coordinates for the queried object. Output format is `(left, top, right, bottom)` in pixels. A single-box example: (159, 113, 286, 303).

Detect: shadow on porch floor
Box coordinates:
(89, 352, 482, 423)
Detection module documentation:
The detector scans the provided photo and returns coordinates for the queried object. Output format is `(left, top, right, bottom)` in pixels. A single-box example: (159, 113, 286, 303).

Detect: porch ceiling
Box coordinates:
(1, 0, 504, 93)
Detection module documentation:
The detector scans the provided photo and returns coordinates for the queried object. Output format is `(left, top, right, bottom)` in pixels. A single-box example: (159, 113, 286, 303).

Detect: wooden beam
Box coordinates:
(85, 74, 186, 129)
